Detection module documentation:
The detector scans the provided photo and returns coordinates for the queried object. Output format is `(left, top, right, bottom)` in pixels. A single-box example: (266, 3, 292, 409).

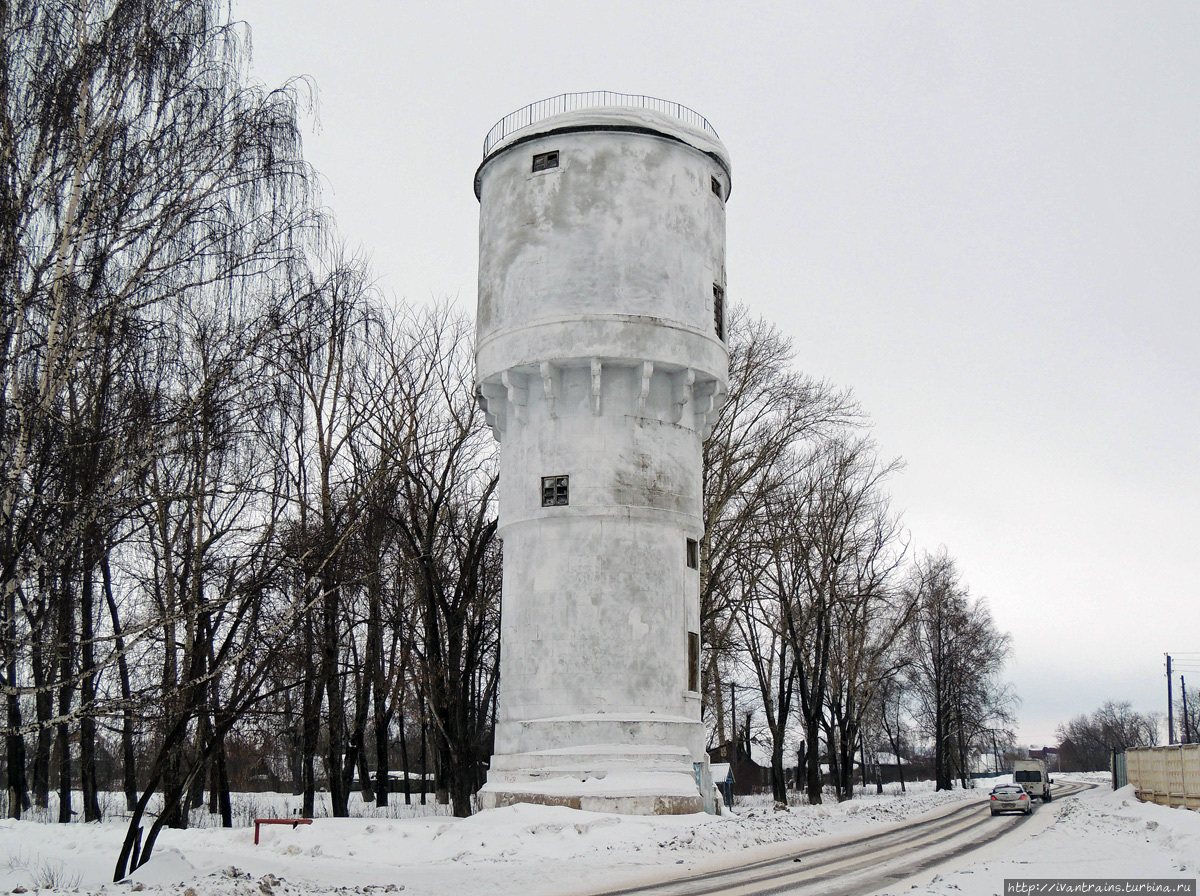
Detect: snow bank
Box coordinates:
(2, 776, 1195, 896)
(882, 776, 1200, 896)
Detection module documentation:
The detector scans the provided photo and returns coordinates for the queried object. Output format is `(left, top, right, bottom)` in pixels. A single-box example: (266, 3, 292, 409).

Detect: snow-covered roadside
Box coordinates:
(2, 775, 1195, 896)
(873, 776, 1200, 896)
(0, 781, 989, 895)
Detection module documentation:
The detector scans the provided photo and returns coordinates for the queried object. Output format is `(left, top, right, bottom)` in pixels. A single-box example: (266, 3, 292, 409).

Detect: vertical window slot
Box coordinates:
(688, 632, 700, 692)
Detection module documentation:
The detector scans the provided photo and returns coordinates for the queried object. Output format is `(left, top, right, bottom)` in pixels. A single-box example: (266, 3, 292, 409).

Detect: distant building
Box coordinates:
(1029, 746, 1060, 771)
(708, 741, 769, 796)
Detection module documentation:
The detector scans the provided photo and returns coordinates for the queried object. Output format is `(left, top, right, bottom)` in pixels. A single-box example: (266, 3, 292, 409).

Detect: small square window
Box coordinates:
(532, 150, 559, 173)
(713, 284, 725, 341)
(686, 538, 699, 570)
(541, 475, 569, 506)
(711, 176, 722, 199)
(688, 632, 700, 692)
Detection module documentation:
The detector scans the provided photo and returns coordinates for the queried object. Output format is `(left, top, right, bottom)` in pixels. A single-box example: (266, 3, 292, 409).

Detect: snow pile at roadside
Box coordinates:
(888, 779, 1200, 896)
(4, 775, 1196, 896)
(0, 783, 988, 896)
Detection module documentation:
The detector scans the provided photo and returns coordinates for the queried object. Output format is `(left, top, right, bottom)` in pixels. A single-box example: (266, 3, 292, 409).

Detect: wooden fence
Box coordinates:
(1125, 744, 1200, 810)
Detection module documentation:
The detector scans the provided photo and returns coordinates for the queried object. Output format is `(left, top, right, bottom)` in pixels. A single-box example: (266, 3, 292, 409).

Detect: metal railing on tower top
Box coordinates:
(483, 92, 718, 158)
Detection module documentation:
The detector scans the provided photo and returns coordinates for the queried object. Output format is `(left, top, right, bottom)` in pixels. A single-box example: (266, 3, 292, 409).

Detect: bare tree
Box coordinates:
(384, 303, 499, 818)
(730, 514, 799, 806)
(112, 262, 312, 874)
(1056, 700, 1160, 771)
(818, 440, 909, 801)
(1, 0, 315, 825)
(905, 550, 1014, 790)
(1178, 682, 1200, 745)
(702, 306, 858, 749)
(274, 249, 384, 818)
(727, 436, 904, 805)
(872, 674, 912, 792)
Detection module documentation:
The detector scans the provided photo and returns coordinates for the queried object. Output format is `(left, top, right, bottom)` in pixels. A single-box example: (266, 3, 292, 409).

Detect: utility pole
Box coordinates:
(1167, 654, 1174, 744)
(1183, 675, 1191, 745)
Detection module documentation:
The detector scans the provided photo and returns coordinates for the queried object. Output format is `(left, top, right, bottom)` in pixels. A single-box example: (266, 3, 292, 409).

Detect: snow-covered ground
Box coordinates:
(884, 776, 1200, 896)
(0, 775, 1195, 895)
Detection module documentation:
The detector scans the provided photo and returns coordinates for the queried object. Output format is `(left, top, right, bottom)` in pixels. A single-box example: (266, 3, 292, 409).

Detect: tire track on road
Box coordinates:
(583, 781, 1095, 896)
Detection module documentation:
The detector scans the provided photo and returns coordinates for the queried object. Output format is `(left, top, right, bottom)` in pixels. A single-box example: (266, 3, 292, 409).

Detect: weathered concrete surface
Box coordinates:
(475, 104, 729, 814)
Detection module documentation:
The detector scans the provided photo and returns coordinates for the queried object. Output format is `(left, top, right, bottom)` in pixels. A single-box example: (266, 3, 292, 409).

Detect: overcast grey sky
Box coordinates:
(237, 0, 1199, 747)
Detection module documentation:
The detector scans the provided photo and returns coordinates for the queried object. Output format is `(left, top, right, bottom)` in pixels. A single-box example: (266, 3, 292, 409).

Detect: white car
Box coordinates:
(989, 783, 1033, 816)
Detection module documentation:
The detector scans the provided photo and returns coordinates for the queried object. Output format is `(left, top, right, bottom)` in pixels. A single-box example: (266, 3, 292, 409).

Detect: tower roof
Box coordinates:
(483, 92, 719, 157)
(476, 92, 731, 200)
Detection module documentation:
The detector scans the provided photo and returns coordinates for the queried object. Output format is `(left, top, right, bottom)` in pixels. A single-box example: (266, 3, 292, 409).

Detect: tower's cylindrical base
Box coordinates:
(479, 783, 704, 816)
(479, 713, 708, 814)
(476, 361, 716, 816)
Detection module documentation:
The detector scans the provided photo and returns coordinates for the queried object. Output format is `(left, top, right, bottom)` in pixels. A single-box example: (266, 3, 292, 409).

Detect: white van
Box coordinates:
(1012, 759, 1053, 802)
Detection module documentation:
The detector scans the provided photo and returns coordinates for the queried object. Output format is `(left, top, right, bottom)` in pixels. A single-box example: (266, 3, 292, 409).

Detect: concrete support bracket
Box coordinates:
(479, 381, 508, 438)
(636, 361, 654, 416)
(692, 378, 728, 438)
(672, 368, 696, 424)
(502, 369, 528, 424)
(590, 358, 603, 416)
(539, 361, 559, 418)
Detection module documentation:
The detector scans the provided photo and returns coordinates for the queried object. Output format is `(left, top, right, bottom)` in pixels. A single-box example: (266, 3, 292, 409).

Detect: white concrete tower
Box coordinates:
(474, 94, 730, 815)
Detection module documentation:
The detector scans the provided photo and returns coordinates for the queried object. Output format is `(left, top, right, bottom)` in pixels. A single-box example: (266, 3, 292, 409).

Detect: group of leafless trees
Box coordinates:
(1053, 668, 1196, 771)
(1, 0, 500, 879)
(0, 3, 1020, 883)
(1055, 701, 1161, 771)
(699, 309, 1016, 805)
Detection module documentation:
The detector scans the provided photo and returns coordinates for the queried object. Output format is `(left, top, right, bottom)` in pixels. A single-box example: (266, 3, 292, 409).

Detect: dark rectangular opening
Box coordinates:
(687, 538, 699, 570)
(713, 284, 725, 341)
(541, 475, 569, 506)
(532, 150, 559, 172)
(711, 176, 722, 198)
(688, 632, 700, 692)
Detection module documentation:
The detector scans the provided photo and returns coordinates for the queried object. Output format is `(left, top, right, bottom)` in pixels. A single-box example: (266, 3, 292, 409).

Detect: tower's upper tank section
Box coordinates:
(475, 93, 731, 386)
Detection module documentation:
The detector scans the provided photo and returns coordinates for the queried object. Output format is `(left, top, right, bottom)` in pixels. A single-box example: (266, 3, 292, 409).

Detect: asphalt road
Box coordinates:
(589, 780, 1095, 896)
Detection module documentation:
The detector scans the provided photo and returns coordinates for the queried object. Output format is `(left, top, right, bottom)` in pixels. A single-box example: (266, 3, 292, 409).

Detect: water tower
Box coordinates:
(474, 93, 730, 814)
